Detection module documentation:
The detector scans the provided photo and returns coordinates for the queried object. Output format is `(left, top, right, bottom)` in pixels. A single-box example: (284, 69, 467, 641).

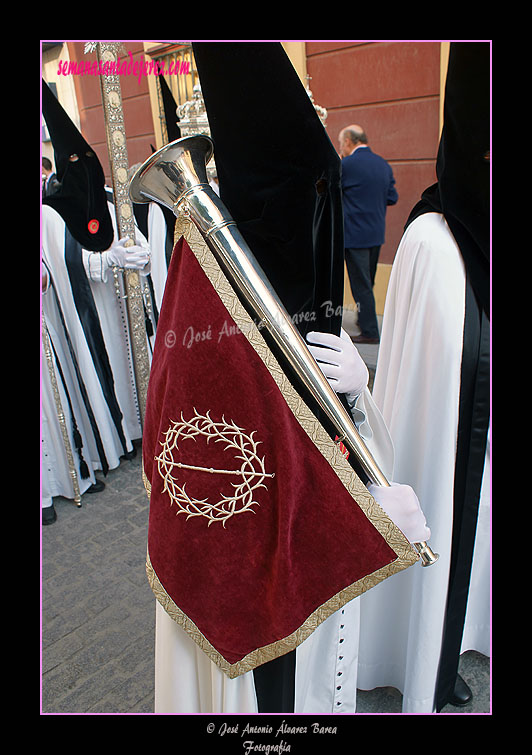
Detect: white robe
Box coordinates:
(154, 387, 395, 714)
(146, 203, 171, 314)
(80, 198, 157, 442)
(42, 305, 99, 505)
(42, 204, 142, 470)
(356, 212, 490, 713)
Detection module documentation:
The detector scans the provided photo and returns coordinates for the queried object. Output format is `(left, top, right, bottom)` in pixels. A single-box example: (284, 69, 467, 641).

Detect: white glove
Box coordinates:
(306, 328, 369, 399)
(367, 482, 431, 544)
(106, 237, 151, 272)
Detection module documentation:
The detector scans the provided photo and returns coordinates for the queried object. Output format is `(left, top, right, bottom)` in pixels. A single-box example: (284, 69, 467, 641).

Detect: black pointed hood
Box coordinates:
(159, 74, 182, 142)
(191, 42, 344, 337)
(407, 42, 490, 317)
(42, 79, 114, 252)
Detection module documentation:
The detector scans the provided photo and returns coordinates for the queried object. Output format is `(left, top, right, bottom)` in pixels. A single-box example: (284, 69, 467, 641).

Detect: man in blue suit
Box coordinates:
(339, 125, 398, 343)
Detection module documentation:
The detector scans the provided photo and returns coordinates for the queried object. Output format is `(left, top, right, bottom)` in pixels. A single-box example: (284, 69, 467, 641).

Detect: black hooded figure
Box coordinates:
(192, 43, 345, 339)
(159, 73, 182, 143)
(404, 42, 490, 712)
(42, 79, 130, 466)
(191, 41, 347, 714)
(42, 79, 114, 253)
(407, 43, 490, 319)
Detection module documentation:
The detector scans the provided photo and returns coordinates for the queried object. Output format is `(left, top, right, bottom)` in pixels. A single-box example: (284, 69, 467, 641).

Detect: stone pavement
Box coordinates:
(41, 334, 491, 716)
(41, 442, 155, 714)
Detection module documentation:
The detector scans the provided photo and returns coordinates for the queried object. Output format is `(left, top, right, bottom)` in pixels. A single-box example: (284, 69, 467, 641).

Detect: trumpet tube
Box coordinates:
(130, 136, 438, 567)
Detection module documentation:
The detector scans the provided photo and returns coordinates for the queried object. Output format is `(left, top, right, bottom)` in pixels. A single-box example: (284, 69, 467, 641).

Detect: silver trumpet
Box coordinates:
(129, 136, 438, 567)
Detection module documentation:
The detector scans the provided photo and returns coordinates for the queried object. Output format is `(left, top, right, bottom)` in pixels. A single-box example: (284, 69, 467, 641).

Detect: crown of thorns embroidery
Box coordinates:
(155, 409, 275, 526)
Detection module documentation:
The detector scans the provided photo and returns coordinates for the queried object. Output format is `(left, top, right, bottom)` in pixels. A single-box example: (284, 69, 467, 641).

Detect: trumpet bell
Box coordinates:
(129, 135, 214, 210)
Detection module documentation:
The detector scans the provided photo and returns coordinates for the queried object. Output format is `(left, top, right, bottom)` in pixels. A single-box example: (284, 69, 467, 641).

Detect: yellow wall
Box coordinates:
(343, 262, 392, 319)
(282, 42, 308, 82)
(440, 42, 450, 136)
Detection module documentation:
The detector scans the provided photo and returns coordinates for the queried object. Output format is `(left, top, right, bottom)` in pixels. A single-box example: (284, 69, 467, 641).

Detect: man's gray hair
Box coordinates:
(342, 125, 368, 145)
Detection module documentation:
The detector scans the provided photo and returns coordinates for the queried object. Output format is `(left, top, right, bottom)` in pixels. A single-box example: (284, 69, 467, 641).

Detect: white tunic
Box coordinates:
(81, 199, 156, 442)
(42, 305, 99, 505)
(42, 204, 139, 470)
(356, 212, 490, 712)
(146, 203, 171, 314)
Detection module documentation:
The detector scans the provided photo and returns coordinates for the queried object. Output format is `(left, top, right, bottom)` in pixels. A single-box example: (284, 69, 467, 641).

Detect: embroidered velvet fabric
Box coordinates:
(143, 237, 397, 671)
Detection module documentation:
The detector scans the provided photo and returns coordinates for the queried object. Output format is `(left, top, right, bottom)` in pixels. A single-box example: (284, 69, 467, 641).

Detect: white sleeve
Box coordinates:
(82, 249, 111, 283)
(347, 388, 394, 481)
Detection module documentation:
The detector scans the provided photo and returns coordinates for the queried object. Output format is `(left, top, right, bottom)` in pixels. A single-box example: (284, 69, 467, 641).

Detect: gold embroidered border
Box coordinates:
(143, 215, 419, 678)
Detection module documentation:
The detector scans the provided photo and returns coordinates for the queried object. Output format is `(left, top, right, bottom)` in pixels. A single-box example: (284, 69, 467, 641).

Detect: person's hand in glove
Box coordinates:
(306, 328, 369, 400)
(106, 237, 151, 273)
(367, 482, 431, 544)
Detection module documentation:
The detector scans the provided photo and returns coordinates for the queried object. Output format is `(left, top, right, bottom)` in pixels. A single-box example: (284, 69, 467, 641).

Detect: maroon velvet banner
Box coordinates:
(142, 234, 415, 677)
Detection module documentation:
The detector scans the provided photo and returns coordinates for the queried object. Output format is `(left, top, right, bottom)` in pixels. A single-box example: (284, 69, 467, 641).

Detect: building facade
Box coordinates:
(41, 40, 450, 315)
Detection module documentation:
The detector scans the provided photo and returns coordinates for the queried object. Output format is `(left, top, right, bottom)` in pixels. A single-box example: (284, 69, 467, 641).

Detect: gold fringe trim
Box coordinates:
(142, 215, 419, 678)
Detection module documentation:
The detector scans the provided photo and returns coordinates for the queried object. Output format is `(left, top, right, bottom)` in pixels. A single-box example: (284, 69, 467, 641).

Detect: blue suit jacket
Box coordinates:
(341, 146, 398, 248)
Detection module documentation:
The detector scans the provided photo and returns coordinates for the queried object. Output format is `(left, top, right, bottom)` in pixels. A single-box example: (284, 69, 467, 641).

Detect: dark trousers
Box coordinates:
(345, 246, 380, 338)
(252, 649, 296, 712)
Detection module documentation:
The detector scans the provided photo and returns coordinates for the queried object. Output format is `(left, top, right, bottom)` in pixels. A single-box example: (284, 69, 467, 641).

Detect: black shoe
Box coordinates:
(449, 674, 473, 707)
(85, 480, 105, 494)
(42, 505, 57, 525)
(121, 447, 137, 461)
(352, 334, 380, 344)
